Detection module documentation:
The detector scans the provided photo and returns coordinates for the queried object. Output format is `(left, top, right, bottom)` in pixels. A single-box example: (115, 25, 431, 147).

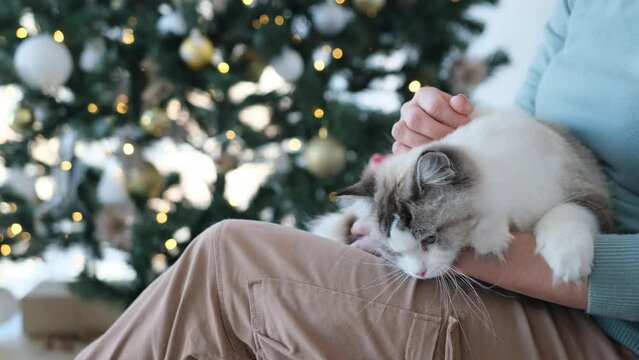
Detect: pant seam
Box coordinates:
(213, 221, 238, 356)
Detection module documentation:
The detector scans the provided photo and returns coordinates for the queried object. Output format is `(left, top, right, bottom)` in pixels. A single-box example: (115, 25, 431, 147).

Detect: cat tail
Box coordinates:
(308, 199, 373, 244)
(308, 211, 357, 244)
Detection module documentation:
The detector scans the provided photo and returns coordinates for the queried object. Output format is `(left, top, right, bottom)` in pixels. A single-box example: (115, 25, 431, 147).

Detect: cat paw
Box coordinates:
(471, 231, 513, 259)
(536, 230, 594, 283)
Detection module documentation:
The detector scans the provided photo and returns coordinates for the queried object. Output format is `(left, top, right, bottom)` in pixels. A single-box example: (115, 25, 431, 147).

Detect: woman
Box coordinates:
(77, 1, 638, 358)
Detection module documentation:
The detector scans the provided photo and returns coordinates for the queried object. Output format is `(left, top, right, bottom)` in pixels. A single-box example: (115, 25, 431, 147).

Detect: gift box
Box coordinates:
(21, 281, 123, 339)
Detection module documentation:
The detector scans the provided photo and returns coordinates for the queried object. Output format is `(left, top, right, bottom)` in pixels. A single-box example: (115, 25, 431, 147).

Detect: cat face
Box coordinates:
(341, 146, 479, 279)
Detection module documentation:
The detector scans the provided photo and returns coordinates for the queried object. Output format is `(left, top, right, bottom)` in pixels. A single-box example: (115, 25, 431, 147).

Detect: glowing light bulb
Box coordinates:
(122, 143, 135, 155)
(122, 28, 135, 44)
(313, 108, 325, 119)
(408, 80, 422, 93)
(225, 130, 237, 140)
(217, 62, 230, 73)
(53, 30, 64, 42)
(72, 212, 83, 222)
(16, 27, 28, 39)
(287, 138, 302, 152)
(164, 238, 178, 250)
(60, 161, 73, 171)
(87, 103, 99, 113)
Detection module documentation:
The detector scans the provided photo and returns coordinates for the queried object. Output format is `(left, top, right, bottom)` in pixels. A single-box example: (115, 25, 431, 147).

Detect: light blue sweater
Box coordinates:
(516, 0, 639, 354)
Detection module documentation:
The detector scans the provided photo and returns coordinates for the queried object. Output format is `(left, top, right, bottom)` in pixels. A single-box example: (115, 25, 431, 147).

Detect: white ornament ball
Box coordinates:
(311, 1, 353, 36)
(270, 48, 304, 83)
(14, 35, 73, 90)
(0, 288, 18, 324)
(157, 11, 187, 36)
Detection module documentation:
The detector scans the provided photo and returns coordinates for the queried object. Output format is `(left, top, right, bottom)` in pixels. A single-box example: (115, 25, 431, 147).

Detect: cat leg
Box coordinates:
(469, 216, 513, 259)
(534, 202, 598, 283)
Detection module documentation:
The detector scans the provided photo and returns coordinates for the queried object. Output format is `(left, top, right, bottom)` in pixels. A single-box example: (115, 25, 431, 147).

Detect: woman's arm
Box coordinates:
(455, 232, 589, 310)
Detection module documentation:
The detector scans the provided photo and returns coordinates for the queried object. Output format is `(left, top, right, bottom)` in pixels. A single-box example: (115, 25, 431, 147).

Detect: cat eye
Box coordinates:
(420, 235, 437, 250)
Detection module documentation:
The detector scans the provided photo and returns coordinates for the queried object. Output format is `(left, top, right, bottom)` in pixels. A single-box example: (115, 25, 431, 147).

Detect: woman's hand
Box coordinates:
(392, 87, 474, 154)
(455, 233, 589, 310)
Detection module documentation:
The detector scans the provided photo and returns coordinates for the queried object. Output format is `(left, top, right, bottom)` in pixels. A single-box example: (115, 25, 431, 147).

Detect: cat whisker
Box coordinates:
(366, 274, 410, 336)
(343, 268, 403, 293)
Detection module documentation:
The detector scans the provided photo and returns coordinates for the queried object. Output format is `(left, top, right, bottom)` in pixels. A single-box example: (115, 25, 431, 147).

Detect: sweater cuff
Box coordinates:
(587, 233, 639, 321)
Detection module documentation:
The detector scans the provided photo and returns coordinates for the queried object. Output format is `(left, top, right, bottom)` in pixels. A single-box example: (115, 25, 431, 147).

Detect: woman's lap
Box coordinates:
(77, 219, 634, 360)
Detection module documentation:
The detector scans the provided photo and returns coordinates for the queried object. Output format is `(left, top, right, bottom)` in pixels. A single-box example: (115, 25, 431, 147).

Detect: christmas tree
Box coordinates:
(0, 0, 507, 305)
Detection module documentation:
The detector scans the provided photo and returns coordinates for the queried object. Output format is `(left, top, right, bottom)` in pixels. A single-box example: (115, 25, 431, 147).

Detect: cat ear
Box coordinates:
(337, 170, 376, 197)
(415, 150, 455, 191)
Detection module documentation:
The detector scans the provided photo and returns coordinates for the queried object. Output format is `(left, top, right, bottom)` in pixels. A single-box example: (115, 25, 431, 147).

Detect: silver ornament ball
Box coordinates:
(14, 35, 73, 90)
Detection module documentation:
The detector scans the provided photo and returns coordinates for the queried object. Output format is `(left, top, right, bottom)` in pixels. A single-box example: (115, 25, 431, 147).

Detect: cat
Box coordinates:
(309, 109, 612, 283)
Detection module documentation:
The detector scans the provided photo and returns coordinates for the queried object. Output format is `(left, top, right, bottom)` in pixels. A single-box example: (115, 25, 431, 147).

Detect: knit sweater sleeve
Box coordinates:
(587, 234, 639, 321)
(515, 0, 574, 114)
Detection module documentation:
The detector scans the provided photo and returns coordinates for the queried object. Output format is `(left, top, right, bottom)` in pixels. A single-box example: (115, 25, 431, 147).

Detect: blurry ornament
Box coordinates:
(140, 108, 171, 137)
(96, 202, 135, 250)
(97, 164, 129, 205)
(140, 58, 175, 106)
(8, 106, 33, 131)
(179, 31, 214, 70)
(270, 48, 304, 82)
(110, 0, 125, 10)
(310, 1, 353, 36)
(79, 38, 106, 72)
(157, 10, 187, 36)
(142, 79, 175, 106)
(151, 253, 168, 273)
(447, 57, 489, 94)
(236, 47, 267, 82)
(353, 0, 386, 15)
(125, 161, 164, 198)
(304, 136, 347, 177)
(0, 288, 18, 324)
(215, 153, 239, 173)
(14, 35, 73, 91)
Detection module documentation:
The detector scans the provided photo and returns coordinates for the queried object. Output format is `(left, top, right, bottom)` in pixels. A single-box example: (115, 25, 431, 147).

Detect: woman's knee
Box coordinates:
(195, 219, 266, 250)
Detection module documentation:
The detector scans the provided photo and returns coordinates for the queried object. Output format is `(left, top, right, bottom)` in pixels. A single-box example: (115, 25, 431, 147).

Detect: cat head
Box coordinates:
(340, 145, 479, 279)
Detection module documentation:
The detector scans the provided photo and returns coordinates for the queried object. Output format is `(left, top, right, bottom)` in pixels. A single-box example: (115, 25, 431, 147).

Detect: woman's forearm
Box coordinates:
(455, 233, 589, 310)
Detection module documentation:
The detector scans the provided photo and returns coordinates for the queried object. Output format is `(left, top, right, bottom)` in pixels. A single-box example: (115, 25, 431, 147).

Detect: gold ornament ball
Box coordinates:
(304, 136, 347, 178)
(179, 32, 214, 70)
(9, 106, 34, 131)
(353, 0, 386, 14)
(125, 161, 164, 198)
(140, 108, 170, 137)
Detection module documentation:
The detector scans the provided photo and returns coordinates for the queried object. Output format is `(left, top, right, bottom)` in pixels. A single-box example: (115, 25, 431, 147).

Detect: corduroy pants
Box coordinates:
(76, 220, 636, 360)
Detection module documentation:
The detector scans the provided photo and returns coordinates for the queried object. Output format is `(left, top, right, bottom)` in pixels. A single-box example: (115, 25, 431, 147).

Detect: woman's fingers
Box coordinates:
(392, 141, 411, 154)
(450, 93, 474, 117)
(412, 87, 470, 128)
(401, 105, 455, 140)
(391, 121, 432, 148)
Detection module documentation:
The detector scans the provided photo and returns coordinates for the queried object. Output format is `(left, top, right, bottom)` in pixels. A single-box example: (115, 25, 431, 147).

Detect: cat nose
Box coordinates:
(417, 271, 427, 278)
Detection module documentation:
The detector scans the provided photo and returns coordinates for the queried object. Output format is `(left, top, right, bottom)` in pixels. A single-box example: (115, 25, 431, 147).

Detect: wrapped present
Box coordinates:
(21, 281, 122, 339)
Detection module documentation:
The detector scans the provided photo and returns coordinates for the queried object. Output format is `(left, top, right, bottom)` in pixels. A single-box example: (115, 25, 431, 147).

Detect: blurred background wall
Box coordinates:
(470, 0, 557, 107)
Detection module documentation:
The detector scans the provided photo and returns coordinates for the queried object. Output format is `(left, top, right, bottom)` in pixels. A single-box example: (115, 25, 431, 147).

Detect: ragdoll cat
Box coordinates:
(310, 110, 612, 283)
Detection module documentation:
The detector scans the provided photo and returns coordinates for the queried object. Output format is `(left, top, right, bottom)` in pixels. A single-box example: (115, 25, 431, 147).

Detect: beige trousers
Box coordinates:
(76, 220, 636, 360)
